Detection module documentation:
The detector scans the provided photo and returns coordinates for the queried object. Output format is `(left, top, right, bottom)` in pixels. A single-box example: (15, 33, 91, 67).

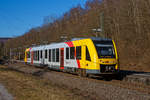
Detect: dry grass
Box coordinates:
(0, 65, 82, 100)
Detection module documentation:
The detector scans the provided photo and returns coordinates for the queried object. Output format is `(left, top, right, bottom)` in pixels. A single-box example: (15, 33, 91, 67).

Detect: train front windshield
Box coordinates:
(93, 40, 116, 58)
(96, 46, 115, 58)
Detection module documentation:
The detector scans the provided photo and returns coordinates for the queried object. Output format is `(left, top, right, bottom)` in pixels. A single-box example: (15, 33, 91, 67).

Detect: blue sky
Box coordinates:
(0, 0, 87, 37)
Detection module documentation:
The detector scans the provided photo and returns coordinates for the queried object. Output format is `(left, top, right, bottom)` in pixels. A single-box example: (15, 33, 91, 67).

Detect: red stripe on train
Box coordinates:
(65, 41, 74, 47)
(65, 41, 80, 68)
(77, 60, 80, 68)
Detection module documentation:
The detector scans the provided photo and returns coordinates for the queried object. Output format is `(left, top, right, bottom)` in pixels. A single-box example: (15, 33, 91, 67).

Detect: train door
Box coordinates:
(81, 45, 91, 68)
(60, 48, 64, 69)
(85, 46, 91, 69)
(80, 46, 91, 76)
(31, 51, 34, 64)
(81, 45, 86, 69)
(78, 45, 87, 76)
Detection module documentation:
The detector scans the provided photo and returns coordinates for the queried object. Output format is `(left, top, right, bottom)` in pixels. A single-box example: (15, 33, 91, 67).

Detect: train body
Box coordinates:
(24, 37, 119, 76)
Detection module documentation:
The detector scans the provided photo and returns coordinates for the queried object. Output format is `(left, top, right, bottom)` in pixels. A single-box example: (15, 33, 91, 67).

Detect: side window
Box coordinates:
(49, 49, 51, 62)
(37, 51, 39, 61)
(40, 50, 43, 58)
(29, 52, 31, 58)
(34, 51, 36, 60)
(70, 47, 75, 59)
(86, 47, 91, 61)
(56, 48, 59, 62)
(52, 49, 56, 62)
(35, 51, 37, 60)
(66, 48, 69, 59)
(76, 46, 81, 60)
(45, 50, 47, 59)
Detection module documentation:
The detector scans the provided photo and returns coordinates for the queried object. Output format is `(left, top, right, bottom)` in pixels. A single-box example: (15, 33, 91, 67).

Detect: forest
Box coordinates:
(2, 0, 150, 70)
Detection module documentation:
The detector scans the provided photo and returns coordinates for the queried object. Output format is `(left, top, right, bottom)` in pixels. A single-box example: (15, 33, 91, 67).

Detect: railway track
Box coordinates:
(3, 61, 150, 100)
(120, 70, 150, 86)
(9, 60, 150, 86)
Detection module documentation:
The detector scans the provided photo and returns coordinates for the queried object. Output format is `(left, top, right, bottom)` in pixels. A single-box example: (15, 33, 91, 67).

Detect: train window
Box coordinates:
(66, 48, 69, 59)
(35, 51, 37, 60)
(93, 40, 113, 45)
(36, 51, 37, 60)
(70, 47, 75, 59)
(37, 51, 39, 61)
(40, 50, 43, 58)
(86, 47, 91, 61)
(36, 51, 38, 60)
(56, 48, 59, 62)
(49, 49, 51, 62)
(76, 46, 81, 60)
(45, 50, 47, 59)
(52, 49, 56, 62)
(29, 52, 31, 58)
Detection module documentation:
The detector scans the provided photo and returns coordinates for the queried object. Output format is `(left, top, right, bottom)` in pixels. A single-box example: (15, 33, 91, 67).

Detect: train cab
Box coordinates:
(72, 37, 119, 76)
(92, 39, 119, 74)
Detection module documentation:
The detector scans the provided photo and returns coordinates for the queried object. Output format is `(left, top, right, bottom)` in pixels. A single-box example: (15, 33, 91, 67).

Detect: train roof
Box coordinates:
(29, 37, 112, 51)
(30, 42, 66, 51)
(90, 37, 112, 41)
(71, 37, 112, 41)
(31, 45, 45, 51)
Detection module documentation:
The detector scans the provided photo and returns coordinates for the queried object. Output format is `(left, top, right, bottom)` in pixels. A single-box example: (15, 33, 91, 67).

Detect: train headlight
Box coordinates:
(109, 66, 112, 70)
(109, 61, 115, 64)
(110, 60, 117, 64)
(100, 60, 104, 63)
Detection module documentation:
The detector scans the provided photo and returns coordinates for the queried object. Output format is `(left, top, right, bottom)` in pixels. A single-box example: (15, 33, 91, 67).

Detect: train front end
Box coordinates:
(93, 39, 119, 74)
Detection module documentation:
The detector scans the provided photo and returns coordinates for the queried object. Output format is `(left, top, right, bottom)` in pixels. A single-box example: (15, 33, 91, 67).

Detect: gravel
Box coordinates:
(42, 71, 150, 100)
(0, 84, 13, 100)
(8, 63, 150, 100)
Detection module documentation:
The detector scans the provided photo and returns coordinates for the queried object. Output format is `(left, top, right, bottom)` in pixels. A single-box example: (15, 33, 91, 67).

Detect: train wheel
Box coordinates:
(82, 69, 87, 77)
(114, 72, 123, 80)
(78, 69, 82, 76)
(78, 69, 87, 77)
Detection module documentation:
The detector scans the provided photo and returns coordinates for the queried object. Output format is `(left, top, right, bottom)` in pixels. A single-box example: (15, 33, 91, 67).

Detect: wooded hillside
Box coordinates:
(4, 0, 150, 70)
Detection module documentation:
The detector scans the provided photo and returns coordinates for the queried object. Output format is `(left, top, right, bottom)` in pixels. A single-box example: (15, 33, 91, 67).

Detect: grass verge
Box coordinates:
(0, 65, 83, 100)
